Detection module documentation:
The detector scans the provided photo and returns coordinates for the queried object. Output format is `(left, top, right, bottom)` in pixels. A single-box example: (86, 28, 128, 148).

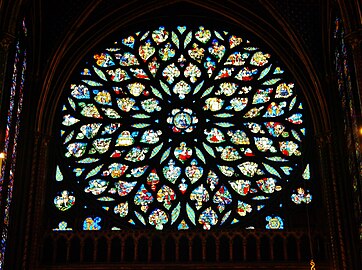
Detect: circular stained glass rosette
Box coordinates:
(58, 26, 306, 230)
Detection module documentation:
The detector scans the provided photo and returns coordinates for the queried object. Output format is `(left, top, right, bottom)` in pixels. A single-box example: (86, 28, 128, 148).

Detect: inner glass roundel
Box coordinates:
(57, 26, 307, 231)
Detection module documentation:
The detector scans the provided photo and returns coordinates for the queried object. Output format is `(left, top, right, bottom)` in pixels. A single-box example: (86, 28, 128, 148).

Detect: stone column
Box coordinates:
(316, 132, 347, 270)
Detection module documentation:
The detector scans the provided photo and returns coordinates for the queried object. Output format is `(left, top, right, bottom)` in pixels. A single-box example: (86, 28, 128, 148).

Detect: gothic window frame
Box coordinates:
(50, 23, 314, 233)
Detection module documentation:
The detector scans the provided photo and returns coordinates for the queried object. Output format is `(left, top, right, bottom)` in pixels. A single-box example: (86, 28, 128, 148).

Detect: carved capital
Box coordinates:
(0, 33, 16, 51)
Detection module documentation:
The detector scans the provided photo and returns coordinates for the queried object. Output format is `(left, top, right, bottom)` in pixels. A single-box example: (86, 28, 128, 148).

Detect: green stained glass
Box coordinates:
(214, 31, 224, 41)
(160, 81, 171, 95)
(150, 86, 163, 100)
(193, 80, 204, 95)
(263, 163, 281, 178)
(186, 203, 196, 225)
(258, 64, 272, 80)
(132, 123, 150, 128)
(160, 147, 171, 164)
(82, 80, 103, 86)
(85, 165, 103, 179)
(202, 142, 216, 158)
(77, 158, 99, 163)
(64, 131, 74, 143)
(302, 164, 310, 180)
(68, 98, 76, 110)
(195, 147, 206, 163)
(93, 66, 107, 81)
(289, 96, 297, 110)
(140, 31, 149, 41)
(214, 113, 233, 118)
(132, 114, 150, 119)
(135, 211, 146, 225)
(171, 202, 181, 224)
(56, 166, 63, 181)
(220, 210, 231, 225)
(215, 122, 234, 128)
(171, 31, 179, 48)
(291, 130, 302, 141)
(184, 31, 192, 48)
(262, 78, 281, 85)
(201, 86, 214, 98)
(149, 143, 163, 159)
(243, 47, 258, 51)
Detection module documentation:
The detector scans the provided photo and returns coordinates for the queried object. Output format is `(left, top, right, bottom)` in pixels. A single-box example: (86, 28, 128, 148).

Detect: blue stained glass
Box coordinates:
(178, 220, 189, 230)
(83, 217, 101, 230)
(122, 36, 135, 48)
(265, 216, 284, 229)
(177, 26, 187, 34)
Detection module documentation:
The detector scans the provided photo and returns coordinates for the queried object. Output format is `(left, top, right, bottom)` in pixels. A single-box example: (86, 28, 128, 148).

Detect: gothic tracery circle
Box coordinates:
(56, 25, 307, 230)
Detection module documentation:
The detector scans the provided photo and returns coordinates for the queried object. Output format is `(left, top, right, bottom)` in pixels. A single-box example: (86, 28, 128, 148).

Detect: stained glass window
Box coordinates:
(54, 25, 311, 231)
(334, 18, 361, 236)
(0, 18, 27, 267)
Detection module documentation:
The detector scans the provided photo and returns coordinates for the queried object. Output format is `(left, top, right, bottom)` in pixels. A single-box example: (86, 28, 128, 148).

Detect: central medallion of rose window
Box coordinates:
(167, 108, 198, 133)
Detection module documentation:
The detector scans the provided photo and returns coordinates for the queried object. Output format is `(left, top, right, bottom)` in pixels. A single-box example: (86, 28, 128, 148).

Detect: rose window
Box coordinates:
(54, 26, 311, 231)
